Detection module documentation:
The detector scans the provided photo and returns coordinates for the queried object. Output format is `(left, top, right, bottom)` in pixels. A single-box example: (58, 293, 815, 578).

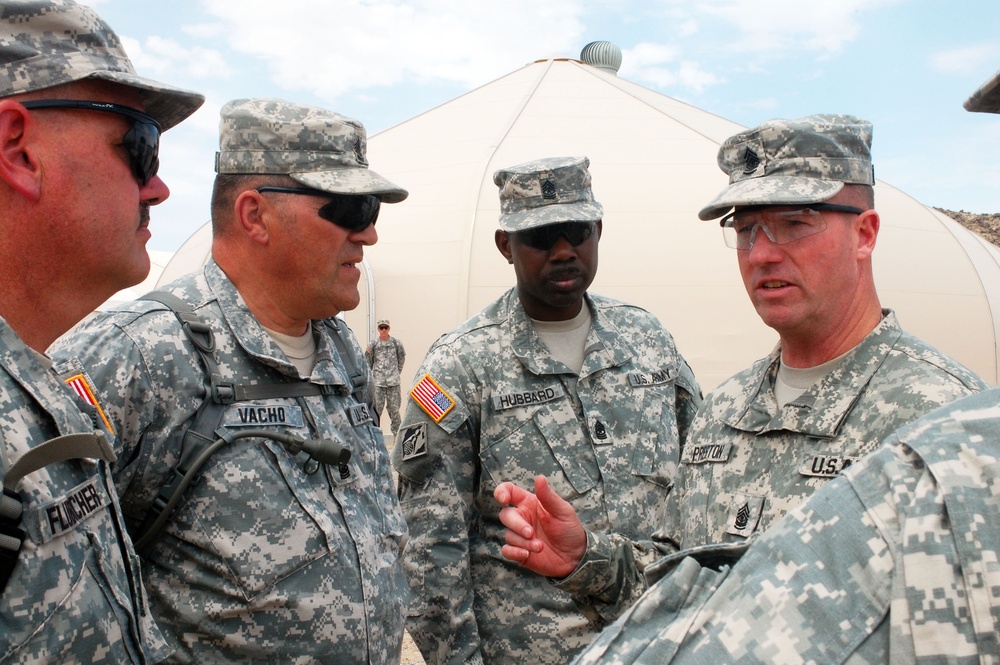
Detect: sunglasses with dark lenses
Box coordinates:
(20, 99, 162, 185)
(514, 222, 596, 251)
(254, 186, 381, 232)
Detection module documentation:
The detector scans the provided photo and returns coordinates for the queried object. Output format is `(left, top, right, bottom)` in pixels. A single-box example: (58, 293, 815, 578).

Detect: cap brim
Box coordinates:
(499, 201, 604, 232)
(88, 71, 204, 130)
(698, 176, 845, 220)
(293, 169, 408, 203)
(964, 69, 1000, 114)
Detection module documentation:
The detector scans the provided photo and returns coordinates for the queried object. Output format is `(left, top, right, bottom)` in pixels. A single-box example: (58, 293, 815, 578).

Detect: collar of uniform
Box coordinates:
(721, 310, 899, 437)
(505, 290, 632, 377)
(204, 260, 350, 388)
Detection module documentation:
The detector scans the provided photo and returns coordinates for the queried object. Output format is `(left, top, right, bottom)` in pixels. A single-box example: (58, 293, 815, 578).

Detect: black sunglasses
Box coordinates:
(514, 221, 596, 251)
(20, 99, 162, 185)
(254, 186, 381, 232)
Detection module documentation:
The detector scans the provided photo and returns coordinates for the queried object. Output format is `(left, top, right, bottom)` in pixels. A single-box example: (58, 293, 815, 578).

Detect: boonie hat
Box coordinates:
(215, 98, 408, 203)
(699, 114, 875, 221)
(964, 69, 1000, 114)
(494, 156, 604, 232)
(0, 0, 204, 129)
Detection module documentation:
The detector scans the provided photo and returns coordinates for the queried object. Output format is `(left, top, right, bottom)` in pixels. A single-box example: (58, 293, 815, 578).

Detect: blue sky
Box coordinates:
(91, 0, 1000, 253)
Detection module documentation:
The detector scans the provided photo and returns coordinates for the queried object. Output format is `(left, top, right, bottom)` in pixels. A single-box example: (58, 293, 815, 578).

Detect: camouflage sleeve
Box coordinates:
(392, 345, 484, 665)
(364, 342, 374, 368)
(673, 355, 702, 449)
(397, 338, 406, 369)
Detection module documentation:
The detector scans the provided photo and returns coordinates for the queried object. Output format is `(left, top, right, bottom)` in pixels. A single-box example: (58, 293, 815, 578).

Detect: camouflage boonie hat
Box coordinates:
(493, 156, 604, 232)
(215, 98, 408, 203)
(699, 114, 875, 220)
(964, 69, 1000, 114)
(0, 0, 204, 129)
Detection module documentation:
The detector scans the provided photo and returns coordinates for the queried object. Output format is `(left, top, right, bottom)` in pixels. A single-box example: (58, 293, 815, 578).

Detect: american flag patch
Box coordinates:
(410, 374, 455, 423)
(64, 373, 115, 436)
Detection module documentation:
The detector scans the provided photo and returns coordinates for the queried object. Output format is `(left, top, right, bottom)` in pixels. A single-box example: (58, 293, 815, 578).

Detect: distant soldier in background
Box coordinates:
(366, 319, 406, 436)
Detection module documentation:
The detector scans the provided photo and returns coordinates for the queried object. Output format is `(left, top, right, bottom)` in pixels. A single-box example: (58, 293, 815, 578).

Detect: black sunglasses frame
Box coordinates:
(254, 186, 381, 232)
(20, 99, 162, 186)
(514, 221, 597, 251)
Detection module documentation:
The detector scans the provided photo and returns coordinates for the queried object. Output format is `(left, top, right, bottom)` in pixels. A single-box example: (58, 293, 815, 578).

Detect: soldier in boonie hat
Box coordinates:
(698, 114, 875, 221)
(216, 97, 407, 202)
(493, 155, 604, 231)
(0, 0, 203, 128)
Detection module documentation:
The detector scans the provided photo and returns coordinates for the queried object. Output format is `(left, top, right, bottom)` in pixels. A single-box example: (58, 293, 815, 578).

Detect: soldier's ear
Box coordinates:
(495, 230, 513, 264)
(0, 101, 42, 201)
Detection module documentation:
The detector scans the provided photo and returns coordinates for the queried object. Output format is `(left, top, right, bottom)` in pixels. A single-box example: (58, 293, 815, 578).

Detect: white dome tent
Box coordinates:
(161, 42, 1000, 391)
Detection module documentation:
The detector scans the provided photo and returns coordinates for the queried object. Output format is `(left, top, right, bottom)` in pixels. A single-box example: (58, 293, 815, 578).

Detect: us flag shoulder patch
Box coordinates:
(410, 374, 455, 423)
(64, 373, 115, 436)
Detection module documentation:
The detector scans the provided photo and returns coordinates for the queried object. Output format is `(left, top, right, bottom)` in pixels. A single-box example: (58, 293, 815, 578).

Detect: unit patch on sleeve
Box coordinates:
(799, 454, 860, 478)
(398, 423, 428, 461)
(64, 372, 115, 436)
(410, 374, 455, 423)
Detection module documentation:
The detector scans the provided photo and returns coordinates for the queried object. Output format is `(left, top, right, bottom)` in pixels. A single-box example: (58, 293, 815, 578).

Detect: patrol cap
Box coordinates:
(699, 114, 875, 220)
(493, 156, 604, 232)
(0, 0, 204, 129)
(964, 69, 1000, 114)
(215, 97, 408, 203)
(377, 319, 389, 327)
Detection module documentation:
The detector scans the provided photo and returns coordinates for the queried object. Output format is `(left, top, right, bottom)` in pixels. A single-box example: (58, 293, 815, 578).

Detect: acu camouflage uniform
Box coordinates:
(51, 261, 409, 664)
(365, 332, 405, 434)
(1, 318, 169, 664)
(558, 310, 986, 622)
(392, 288, 701, 665)
(572, 386, 1000, 664)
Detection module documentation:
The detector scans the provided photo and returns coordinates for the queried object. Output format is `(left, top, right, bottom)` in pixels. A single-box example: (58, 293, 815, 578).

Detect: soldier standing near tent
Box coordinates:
(495, 115, 987, 625)
(392, 155, 701, 665)
(366, 319, 406, 436)
(0, 1, 203, 663)
(52, 98, 410, 664)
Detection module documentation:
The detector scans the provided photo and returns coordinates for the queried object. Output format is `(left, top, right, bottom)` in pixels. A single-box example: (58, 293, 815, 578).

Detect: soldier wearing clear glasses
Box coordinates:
(495, 115, 987, 628)
(392, 156, 702, 665)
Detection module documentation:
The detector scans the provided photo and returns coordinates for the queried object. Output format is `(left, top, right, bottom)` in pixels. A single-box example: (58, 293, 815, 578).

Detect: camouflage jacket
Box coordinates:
(391, 288, 701, 665)
(50, 260, 408, 664)
(1, 318, 169, 665)
(365, 336, 405, 387)
(571, 387, 1000, 664)
(558, 310, 986, 622)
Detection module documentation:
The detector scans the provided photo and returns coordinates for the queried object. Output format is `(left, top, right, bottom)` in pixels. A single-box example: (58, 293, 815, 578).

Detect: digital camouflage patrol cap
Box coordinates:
(964, 69, 1000, 114)
(698, 114, 875, 220)
(0, 0, 204, 129)
(494, 156, 604, 232)
(215, 98, 408, 203)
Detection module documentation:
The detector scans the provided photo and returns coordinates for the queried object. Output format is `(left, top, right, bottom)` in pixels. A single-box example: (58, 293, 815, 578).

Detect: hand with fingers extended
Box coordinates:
(494, 475, 588, 579)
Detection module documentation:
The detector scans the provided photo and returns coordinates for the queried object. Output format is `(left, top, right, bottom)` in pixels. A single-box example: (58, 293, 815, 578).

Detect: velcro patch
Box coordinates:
(398, 423, 428, 461)
(346, 403, 373, 427)
(683, 442, 732, 464)
(627, 368, 675, 388)
(799, 454, 859, 478)
(37, 477, 109, 543)
(410, 374, 455, 423)
(64, 373, 115, 436)
(223, 402, 304, 428)
(492, 386, 562, 411)
(724, 493, 764, 538)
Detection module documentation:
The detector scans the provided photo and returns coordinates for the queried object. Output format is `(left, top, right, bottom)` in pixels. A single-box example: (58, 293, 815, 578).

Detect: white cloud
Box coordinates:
(121, 34, 233, 82)
(931, 43, 1000, 77)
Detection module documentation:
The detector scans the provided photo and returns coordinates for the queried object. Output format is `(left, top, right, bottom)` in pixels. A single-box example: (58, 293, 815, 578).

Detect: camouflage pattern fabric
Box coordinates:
(0, 318, 169, 664)
(493, 156, 604, 232)
(698, 113, 876, 220)
(571, 386, 1000, 664)
(50, 260, 409, 664)
(557, 311, 987, 623)
(391, 288, 701, 665)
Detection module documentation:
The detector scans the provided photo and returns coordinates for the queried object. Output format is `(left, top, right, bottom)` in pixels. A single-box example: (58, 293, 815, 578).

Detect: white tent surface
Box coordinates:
(161, 45, 1000, 391)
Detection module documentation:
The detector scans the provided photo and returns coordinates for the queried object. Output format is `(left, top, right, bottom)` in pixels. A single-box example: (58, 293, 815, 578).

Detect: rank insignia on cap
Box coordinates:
(743, 146, 761, 174)
(410, 374, 455, 423)
(541, 178, 557, 199)
(64, 373, 115, 436)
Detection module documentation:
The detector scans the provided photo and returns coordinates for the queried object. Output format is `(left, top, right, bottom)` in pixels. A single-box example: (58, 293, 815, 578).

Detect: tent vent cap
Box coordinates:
(580, 41, 622, 74)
